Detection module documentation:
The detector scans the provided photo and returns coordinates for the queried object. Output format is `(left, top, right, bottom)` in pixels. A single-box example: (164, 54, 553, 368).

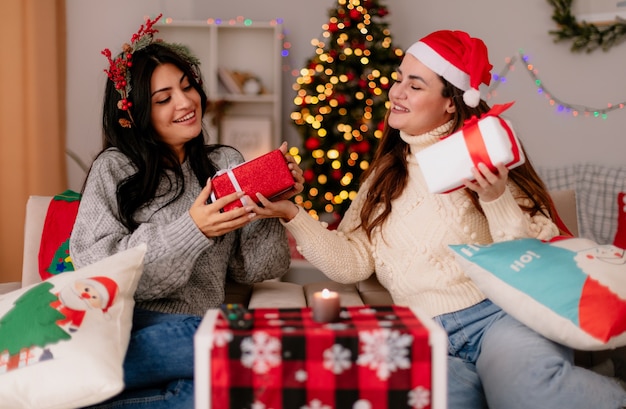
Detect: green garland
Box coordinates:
(548, 0, 626, 52)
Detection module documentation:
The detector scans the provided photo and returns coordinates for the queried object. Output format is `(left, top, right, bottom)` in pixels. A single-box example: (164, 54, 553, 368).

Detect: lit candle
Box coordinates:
(312, 288, 341, 323)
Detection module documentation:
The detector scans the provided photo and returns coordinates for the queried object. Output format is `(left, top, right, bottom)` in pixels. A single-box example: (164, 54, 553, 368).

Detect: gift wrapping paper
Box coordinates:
(415, 103, 525, 194)
(211, 149, 294, 212)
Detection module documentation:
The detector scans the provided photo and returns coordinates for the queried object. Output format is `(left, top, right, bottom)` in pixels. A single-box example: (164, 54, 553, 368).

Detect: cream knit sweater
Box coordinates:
(285, 122, 559, 318)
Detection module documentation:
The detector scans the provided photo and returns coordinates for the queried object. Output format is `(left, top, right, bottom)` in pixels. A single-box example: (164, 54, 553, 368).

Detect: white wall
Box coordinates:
(66, 0, 626, 191)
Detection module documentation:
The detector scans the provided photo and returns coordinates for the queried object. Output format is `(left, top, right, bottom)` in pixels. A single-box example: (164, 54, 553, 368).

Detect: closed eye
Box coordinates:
(395, 78, 422, 91)
(394, 70, 424, 90)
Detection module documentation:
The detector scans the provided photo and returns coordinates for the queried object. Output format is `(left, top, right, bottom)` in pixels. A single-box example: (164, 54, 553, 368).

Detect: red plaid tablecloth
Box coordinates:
(195, 305, 445, 409)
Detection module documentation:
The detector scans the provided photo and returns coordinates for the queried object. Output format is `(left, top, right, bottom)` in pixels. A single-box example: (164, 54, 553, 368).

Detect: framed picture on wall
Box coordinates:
(219, 116, 273, 161)
(573, 0, 626, 23)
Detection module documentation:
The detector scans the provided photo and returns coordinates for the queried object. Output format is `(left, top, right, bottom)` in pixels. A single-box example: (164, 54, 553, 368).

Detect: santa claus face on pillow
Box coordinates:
(57, 276, 118, 313)
(573, 244, 626, 299)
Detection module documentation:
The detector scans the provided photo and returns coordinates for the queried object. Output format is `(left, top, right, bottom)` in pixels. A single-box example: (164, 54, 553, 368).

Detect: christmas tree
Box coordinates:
(0, 282, 69, 370)
(291, 0, 403, 220)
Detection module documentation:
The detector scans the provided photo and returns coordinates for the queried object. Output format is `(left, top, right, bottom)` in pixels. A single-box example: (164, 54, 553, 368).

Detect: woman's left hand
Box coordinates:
(463, 162, 508, 202)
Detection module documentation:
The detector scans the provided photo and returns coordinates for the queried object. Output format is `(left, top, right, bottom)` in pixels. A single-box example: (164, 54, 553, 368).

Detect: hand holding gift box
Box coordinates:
(210, 149, 295, 212)
(415, 102, 525, 194)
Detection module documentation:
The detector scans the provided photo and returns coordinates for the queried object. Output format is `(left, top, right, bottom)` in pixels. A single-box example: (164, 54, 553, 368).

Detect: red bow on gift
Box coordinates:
(454, 101, 518, 174)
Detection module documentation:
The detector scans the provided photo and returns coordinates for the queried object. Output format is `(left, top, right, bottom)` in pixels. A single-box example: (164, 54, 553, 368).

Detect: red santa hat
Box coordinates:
(85, 276, 119, 313)
(405, 30, 493, 107)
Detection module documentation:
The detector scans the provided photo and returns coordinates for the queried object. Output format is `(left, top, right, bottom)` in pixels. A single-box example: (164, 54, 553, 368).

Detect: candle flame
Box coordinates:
(321, 288, 331, 298)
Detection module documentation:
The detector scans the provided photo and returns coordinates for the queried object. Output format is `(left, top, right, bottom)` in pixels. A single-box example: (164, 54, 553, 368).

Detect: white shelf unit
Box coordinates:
(157, 20, 283, 160)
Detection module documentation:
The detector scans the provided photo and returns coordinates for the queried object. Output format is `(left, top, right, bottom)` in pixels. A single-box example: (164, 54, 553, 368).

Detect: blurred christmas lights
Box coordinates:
(289, 0, 401, 218)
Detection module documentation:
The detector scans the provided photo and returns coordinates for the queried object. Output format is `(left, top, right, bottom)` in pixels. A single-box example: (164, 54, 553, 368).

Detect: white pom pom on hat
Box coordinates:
(463, 88, 481, 107)
(405, 30, 493, 107)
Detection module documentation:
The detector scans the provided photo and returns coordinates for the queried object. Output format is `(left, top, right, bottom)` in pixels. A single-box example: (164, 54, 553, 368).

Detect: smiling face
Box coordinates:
(387, 54, 456, 136)
(150, 63, 202, 162)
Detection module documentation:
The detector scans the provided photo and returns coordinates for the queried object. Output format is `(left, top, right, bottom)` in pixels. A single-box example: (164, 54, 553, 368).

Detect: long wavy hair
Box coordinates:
(358, 77, 561, 240)
(95, 42, 221, 231)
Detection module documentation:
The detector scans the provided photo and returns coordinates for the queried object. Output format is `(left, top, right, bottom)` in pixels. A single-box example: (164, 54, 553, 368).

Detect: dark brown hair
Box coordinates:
(98, 42, 221, 231)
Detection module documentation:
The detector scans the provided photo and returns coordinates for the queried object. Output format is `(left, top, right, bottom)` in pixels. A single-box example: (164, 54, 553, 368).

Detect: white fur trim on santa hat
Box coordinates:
(406, 41, 471, 92)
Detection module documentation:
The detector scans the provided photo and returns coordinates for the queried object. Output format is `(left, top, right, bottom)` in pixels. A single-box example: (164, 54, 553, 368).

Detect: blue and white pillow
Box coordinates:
(450, 237, 626, 350)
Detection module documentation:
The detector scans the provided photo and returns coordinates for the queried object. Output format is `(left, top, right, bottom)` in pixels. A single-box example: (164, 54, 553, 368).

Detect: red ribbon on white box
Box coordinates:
(461, 102, 518, 174)
(416, 101, 525, 194)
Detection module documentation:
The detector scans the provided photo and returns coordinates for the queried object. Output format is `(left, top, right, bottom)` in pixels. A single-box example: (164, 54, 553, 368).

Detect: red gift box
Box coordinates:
(211, 149, 294, 212)
(194, 305, 447, 409)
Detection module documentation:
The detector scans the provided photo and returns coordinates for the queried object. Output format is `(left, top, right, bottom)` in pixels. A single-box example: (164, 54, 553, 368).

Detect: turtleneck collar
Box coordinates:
(400, 120, 454, 155)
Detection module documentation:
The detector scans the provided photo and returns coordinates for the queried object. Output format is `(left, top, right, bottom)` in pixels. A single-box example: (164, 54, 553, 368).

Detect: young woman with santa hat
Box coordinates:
(70, 14, 303, 408)
(255, 30, 626, 408)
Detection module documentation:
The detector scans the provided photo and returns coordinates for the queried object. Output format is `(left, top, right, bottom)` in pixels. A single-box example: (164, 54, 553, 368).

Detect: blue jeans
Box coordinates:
(85, 309, 201, 409)
(435, 299, 626, 409)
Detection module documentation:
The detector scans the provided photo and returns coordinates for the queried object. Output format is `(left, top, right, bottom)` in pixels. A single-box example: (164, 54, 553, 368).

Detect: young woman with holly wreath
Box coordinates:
(70, 14, 303, 408)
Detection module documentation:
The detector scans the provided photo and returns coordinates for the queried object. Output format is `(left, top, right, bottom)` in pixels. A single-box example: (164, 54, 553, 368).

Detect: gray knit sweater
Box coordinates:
(69, 146, 290, 316)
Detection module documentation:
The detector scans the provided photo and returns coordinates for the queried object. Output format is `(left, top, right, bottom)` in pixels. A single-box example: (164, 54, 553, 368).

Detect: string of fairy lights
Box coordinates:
(160, 15, 294, 59)
(487, 50, 626, 119)
(160, 15, 626, 120)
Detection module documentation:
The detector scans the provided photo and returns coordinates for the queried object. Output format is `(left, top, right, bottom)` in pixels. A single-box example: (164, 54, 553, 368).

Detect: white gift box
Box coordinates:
(415, 110, 525, 194)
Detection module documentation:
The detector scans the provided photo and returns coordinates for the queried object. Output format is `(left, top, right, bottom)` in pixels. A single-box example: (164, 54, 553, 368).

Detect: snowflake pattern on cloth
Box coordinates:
(323, 343, 352, 374)
(408, 386, 431, 409)
(208, 305, 434, 409)
(357, 328, 413, 380)
(240, 331, 282, 374)
(213, 328, 233, 348)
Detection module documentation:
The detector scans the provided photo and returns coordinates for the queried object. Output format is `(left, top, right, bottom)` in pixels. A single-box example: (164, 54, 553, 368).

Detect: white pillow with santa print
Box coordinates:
(449, 237, 626, 351)
(0, 244, 146, 409)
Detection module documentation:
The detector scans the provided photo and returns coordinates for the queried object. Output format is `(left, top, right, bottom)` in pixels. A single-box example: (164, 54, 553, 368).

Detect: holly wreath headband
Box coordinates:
(101, 13, 201, 128)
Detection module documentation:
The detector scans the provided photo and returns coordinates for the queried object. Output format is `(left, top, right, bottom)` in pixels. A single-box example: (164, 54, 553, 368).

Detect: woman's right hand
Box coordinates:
(464, 162, 508, 202)
(189, 179, 256, 238)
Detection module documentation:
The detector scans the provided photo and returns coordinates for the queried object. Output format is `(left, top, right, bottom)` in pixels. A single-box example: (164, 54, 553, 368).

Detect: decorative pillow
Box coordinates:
(38, 190, 82, 280)
(449, 237, 626, 351)
(614, 192, 626, 249)
(0, 244, 146, 409)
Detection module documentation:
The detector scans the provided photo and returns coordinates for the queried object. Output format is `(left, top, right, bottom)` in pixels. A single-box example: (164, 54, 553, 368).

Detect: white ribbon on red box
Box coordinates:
(210, 167, 250, 207)
(415, 102, 525, 194)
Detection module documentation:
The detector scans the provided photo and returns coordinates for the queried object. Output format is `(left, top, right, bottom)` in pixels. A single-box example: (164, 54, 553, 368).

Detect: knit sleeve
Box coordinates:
(479, 183, 559, 242)
(69, 149, 211, 301)
(227, 218, 291, 284)
(282, 180, 376, 284)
